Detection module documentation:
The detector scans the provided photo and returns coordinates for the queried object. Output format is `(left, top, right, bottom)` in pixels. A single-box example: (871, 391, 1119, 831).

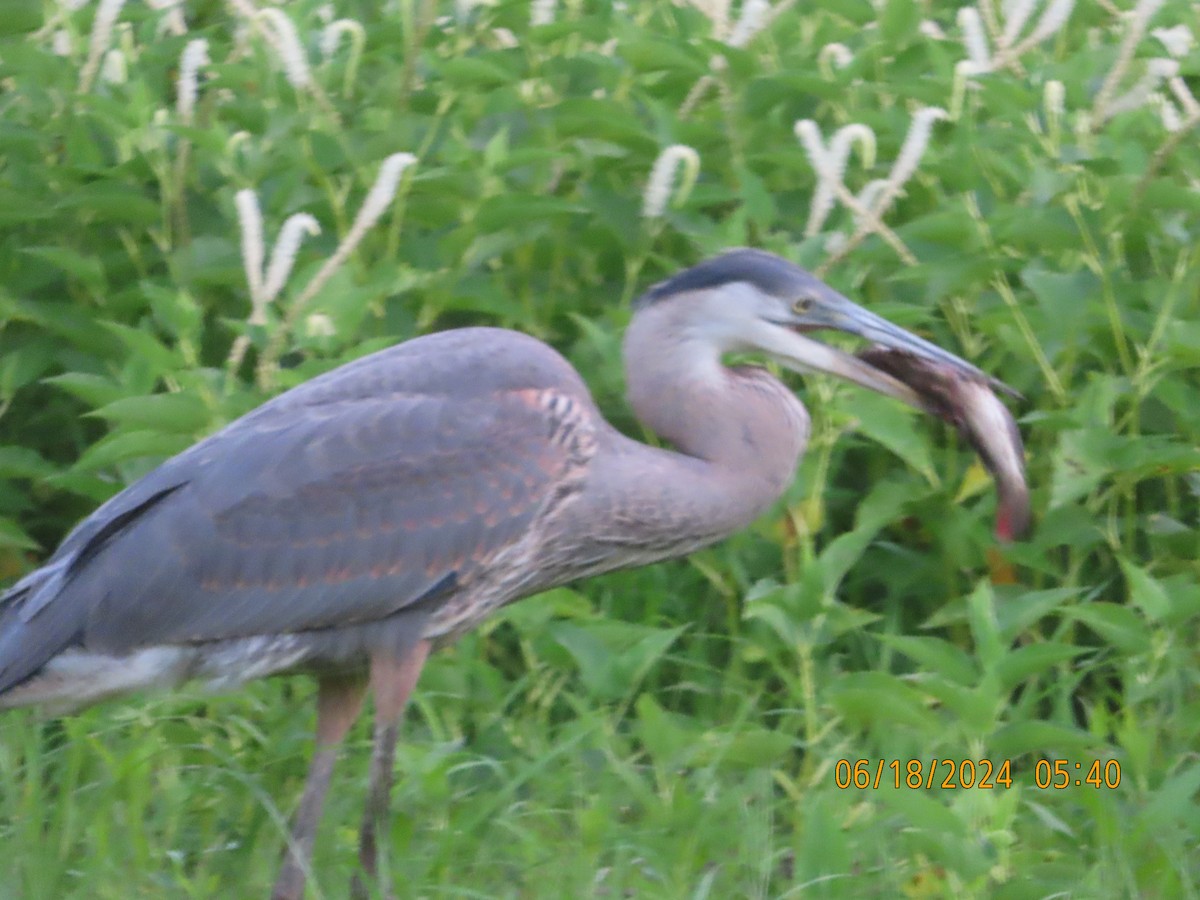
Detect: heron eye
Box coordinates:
(793, 297, 814, 314)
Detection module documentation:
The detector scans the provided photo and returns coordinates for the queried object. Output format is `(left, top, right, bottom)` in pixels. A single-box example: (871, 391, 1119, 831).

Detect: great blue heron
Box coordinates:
(0, 249, 1026, 899)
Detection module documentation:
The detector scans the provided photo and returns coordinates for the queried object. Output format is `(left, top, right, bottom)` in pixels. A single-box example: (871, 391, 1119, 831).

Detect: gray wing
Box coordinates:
(0, 328, 595, 694)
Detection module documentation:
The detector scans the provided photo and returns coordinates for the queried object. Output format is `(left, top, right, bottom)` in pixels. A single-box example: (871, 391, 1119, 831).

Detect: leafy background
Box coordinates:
(0, 0, 1197, 897)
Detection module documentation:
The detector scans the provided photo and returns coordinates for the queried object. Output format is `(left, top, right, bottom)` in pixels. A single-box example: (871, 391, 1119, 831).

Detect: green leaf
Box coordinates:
(1049, 428, 1112, 508)
(438, 56, 519, 88)
(100, 323, 184, 375)
(994, 587, 1080, 642)
(86, 393, 212, 434)
(966, 580, 1004, 672)
(879, 0, 918, 43)
(1133, 764, 1200, 837)
(838, 391, 936, 483)
(55, 184, 159, 226)
(918, 675, 1000, 732)
(879, 635, 978, 685)
(145, 284, 204, 343)
(990, 721, 1098, 758)
(0, 517, 39, 551)
(550, 621, 685, 702)
(71, 430, 193, 473)
(634, 694, 701, 768)
(5, 299, 121, 352)
(994, 643, 1088, 689)
(0, 346, 55, 394)
(702, 725, 795, 771)
(21, 246, 106, 290)
(822, 602, 882, 639)
(0, 446, 56, 480)
(742, 596, 800, 647)
(554, 99, 656, 152)
(474, 195, 587, 231)
(489, 587, 593, 635)
(1021, 266, 1101, 349)
(619, 37, 707, 76)
(880, 787, 965, 834)
(45, 372, 125, 408)
(818, 478, 914, 590)
(1066, 602, 1151, 655)
(828, 672, 939, 730)
(1118, 557, 1171, 622)
(1024, 799, 1076, 838)
(0, 0, 39, 36)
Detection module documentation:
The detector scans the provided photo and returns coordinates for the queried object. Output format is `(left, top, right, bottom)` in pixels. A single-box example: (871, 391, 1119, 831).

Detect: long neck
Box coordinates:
(579, 304, 811, 556)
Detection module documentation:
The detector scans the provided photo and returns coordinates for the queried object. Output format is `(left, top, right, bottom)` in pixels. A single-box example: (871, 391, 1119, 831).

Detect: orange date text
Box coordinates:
(834, 758, 1013, 790)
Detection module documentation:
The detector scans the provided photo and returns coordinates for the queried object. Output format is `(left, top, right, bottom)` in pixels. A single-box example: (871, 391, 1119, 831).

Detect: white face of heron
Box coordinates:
(666, 282, 800, 355)
(642, 280, 922, 407)
(624, 273, 930, 409)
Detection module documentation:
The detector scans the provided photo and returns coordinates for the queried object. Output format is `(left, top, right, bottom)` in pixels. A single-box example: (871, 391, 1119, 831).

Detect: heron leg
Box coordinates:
(272, 675, 367, 900)
(352, 639, 431, 900)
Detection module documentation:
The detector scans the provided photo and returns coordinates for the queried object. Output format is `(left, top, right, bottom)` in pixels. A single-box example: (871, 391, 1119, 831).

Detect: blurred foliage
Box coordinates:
(0, 0, 1198, 897)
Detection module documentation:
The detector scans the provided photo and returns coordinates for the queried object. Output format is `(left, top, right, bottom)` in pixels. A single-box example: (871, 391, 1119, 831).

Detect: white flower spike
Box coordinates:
(235, 189, 267, 311)
(728, 0, 771, 48)
(257, 7, 311, 89)
(100, 49, 126, 85)
(957, 7, 991, 70)
(305, 313, 336, 339)
(293, 153, 419, 311)
(78, 0, 127, 93)
(320, 19, 365, 60)
(889, 107, 948, 188)
(531, 0, 556, 26)
(796, 121, 876, 237)
(1094, 0, 1172, 124)
(1152, 25, 1194, 58)
(264, 215, 322, 303)
(177, 39, 210, 124)
(642, 145, 701, 220)
(955, 0, 1076, 76)
(797, 108, 946, 268)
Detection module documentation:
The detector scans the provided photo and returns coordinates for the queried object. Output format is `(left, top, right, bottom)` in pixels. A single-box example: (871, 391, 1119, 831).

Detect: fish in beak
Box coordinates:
(858, 346, 1030, 541)
(650, 248, 1030, 540)
(758, 275, 1029, 541)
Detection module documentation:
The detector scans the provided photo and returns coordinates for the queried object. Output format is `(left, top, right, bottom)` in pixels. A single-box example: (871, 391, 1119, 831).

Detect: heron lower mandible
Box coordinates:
(0, 249, 1025, 899)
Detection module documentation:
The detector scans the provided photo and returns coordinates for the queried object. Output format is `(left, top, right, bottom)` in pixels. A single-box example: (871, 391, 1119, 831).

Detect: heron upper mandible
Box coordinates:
(0, 249, 1019, 899)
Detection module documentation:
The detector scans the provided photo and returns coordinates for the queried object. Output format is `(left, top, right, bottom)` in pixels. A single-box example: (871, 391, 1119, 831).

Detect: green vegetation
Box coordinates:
(1, 0, 1197, 896)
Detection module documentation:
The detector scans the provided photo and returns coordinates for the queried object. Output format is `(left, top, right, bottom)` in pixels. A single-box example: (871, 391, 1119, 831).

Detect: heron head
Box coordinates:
(634, 248, 997, 407)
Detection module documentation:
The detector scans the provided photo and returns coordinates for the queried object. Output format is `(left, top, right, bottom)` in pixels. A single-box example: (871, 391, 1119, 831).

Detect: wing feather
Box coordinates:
(0, 329, 595, 693)
(82, 390, 573, 647)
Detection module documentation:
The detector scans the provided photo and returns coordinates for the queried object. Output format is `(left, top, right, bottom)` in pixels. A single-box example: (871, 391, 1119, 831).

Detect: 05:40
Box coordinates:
(1035, 758, 1122, 789)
